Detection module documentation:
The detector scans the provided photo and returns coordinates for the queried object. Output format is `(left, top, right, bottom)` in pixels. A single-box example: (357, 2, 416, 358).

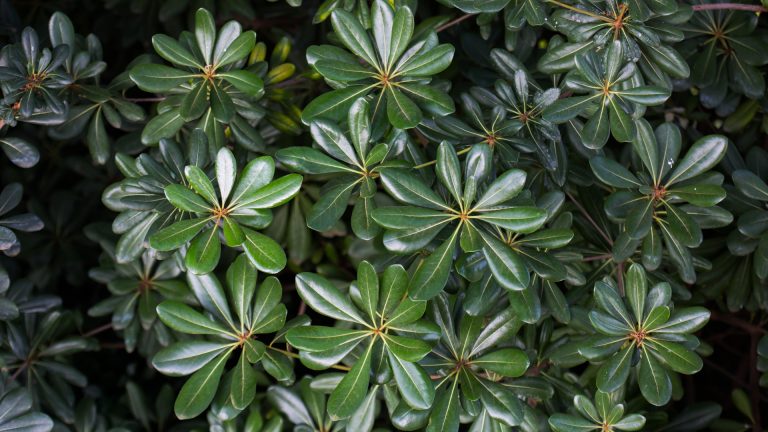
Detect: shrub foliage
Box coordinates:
(1, 0, 767, 430)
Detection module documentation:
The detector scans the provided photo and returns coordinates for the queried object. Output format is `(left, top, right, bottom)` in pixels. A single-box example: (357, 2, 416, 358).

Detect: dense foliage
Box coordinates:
(2, 0, 768, 430)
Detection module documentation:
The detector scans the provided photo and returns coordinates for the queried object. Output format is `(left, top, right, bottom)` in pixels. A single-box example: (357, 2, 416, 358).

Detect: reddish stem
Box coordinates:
(436, 13, 476, 32)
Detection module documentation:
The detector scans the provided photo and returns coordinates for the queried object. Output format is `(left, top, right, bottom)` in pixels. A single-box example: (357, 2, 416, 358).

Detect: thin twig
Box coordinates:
(691, 3, 767, 12)
(436, 13, 476, 32)
(82, 323, 113, 338)
(565, 191, 613, 246)
(412, 147, 472, 169)
(710, 311, 767, 334)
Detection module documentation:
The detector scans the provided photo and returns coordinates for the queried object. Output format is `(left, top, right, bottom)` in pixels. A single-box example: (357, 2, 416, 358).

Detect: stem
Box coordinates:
(268, 346, 351, 371)
(691, 3, 767, 12)
(709, 311, 767, 334)
(565, 191, 614, 246)
(436, 13, 476, 32)
(412, 147, 472, 169)
(82, 323, 113, 338)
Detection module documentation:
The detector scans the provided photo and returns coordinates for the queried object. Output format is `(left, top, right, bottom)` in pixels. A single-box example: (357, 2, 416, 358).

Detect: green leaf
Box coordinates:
(314, 60, 373, 81)
(185, 165, 219, 205)
(619, 86, 671, 105)
(221, 217, 244, 246)
(286, 326, 368, 352)
(477, 207, 547, 233)
(596, 345, 633, 393)
(379, 169, 448, 210)
(214, 150, 236, 207)
(307, 180, 356, 232)
(250, 276, 284, 332)
(733, 169, 768, 201)
(436, 142, 463, 205)
(156, 301, 230, 336)
(474, 348, 529, 377)
(242, 229, 287, 274)
(614, 414, 646, 430)
(295, 272, 367, 325)
(667, 184, 726, 207)
(473, 169, 527, 209)
(386, 87, 422, 129)
(382, 334, 431, 362)
(639, 346, 672, 406)
(210, 81, 235, 122)
(187, 270, 236, 328)
(153, 341, 230, 376)
(549, 414, 598, 432)
(0, 136, 39, 168)
(230, 156, 275, 205)
(399, 83, 455, 117)
(387, 5, 414, 69)
(225, 254, 256, 329)
(397, 44, 455, 77)
(276, 147, 352, 174)
(237, 174, 303, 209)
(216, 31, 256, 67)
(582, 102, 610, 149)
(174, 350, 231, 419)
(301, 85, 374, 124)
(85, 110, 110, 165)
(195, 8, 216, 65)
(356, 261, 379, 324)
(479, 381, 523, 427)
(371, 0, 394, 66)
(625, 199, 653, 240)
(219, 70, 264, 97)
(386, 350, 434, 410)
(481, 232, 529, 291)
(378, 264, 408, 318)
(130, 64, 195, 92)
(150, 218, 210, 251)
(647, 339, 703, 374)
(543, 96, 596, 123)
(185, 226, 221, 274)
(609, 100, 634, 143)
(180, 80, 209, 121)
(590, 156, 642, 188)
(330, 9, 379, 68)
(594, 280, 633, 326)
(327, 339, 374, 419)
(165, 184, 211, 213)
(230, 352, 257, 409)
(409, 228, 459, 300)
(626, 263, 647, 323)
(653, 307, 710, 334)
(152, 34, 202, 68)
(426, 380, 460, 432)
(141, 108, 185, 144)
(665, 135, 728, 186)
(633, 118, 660, 183)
